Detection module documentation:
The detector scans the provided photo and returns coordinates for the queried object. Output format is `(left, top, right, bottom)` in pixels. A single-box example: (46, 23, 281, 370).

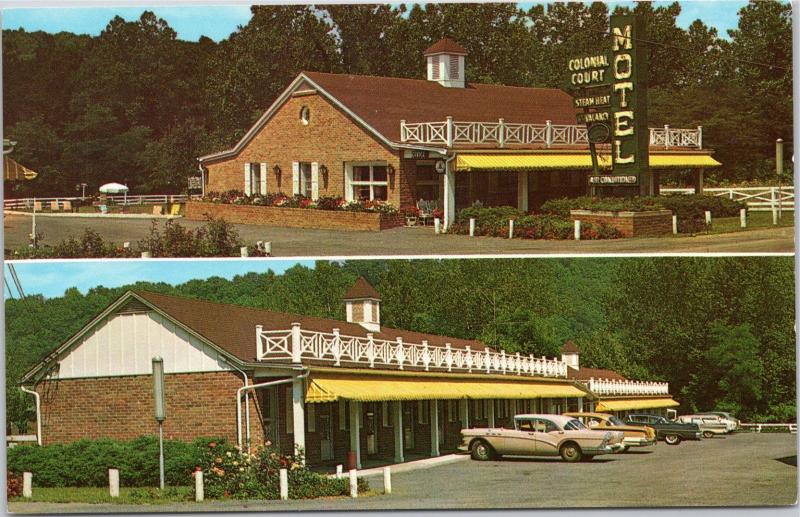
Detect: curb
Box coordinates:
(4, 211, 182, 220)
(356, 453, 469, 478)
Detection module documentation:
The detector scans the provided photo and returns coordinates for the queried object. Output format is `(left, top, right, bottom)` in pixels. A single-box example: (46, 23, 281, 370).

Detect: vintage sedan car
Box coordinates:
(696, 411, 740, 432)
(624, 414, 702, 444)
(459, 414, 625, 462)
(676, 414, 729, 437)
(563, 412, 657, 450)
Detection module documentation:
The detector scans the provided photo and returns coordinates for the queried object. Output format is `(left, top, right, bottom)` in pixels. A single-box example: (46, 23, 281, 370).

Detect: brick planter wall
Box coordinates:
(570, 209, 673, 238)
(186, 201, 404, 232)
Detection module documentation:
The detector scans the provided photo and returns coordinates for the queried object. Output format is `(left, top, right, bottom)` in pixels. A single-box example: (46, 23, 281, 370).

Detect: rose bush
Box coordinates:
(202, 190, 398, 214)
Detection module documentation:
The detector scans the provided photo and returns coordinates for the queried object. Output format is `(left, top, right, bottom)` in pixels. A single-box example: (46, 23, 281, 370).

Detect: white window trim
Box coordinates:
(345, 162, 389, 202)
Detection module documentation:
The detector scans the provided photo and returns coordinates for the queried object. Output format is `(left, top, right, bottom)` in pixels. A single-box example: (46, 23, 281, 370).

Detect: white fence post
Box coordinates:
(349, 469, 358, 498)
(383, 466, 392, 494)
(740, 209, 747, 228)
(704, 211, 711, 225)
(240, 246, 249, 258)
(574, 220, 581, 240)
(469, 218, 476, 237)
(771, 187, 778, 224)
(23, 472, 32, 498)
(195, 470, 204, 502)
(336, 464, 343, 478)
(434, 218, 441, 234)
(279, 468, 288, 500)
(109, 468, 119, 498)
(508, 219, 514, 239)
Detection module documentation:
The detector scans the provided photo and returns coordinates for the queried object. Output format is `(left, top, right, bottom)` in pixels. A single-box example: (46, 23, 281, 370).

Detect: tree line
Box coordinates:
(6, 257, 794, 432)
(3, 1, 792, 198)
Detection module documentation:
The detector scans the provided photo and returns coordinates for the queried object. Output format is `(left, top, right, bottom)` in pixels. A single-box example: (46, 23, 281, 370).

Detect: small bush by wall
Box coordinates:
(451, 206, 621, 240)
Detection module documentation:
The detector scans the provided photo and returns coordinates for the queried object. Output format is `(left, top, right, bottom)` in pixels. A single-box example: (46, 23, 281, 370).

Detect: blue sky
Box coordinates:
(2, 1, 749, 42)
(4, 259, 314, 299)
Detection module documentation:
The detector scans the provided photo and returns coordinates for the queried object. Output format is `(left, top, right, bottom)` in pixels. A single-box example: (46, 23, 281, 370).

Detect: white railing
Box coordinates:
(4, 194, 191, 210)
(660, 186, 794, 212)
(400, 118, 702, 150)
(588, 377, 670, 396)
(256, 324, 568, 378)
(740, 423, 797, 434)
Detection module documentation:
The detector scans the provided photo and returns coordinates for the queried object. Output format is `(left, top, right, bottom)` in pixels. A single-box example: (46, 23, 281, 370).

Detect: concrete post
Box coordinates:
(434, 218, 441, 234)
(195, 470, 204, 502)
(279, 469, 288, 500)
(109, 468, 119, 498)
(469, 218, 476, 237)
(393, 401, 404, 463)
(23, 472, 32, 498)
(704, 211, 712, 225)
(740, 209, 747, 228)
(574, 220, 581, 240)
(383, 467, 392, 494)
(336, 465, 343, 478)
(672, 215, 678, 234)
(430, 400, 440, 457)
(240, 246, 249, 257)
(349, 401, 362, 469)
(508, 219, 514, 239)
(349, 469, 358, 498)
(291, 377, 306, 460)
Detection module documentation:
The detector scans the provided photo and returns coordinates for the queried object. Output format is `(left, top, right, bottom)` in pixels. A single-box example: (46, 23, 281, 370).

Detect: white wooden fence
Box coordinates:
(660, 186, 794, 212)
(4, 194, 191, 210)
(739, 423, 797, 433)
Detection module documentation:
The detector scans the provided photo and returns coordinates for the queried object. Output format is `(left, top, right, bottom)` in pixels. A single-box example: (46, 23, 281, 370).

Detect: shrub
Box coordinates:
(539, 196, 662, 217)
(7, 471, 22, 498)
(658, 194, 745, 233)
(201, 190, 397, 214)
(449, 207, 621, 240)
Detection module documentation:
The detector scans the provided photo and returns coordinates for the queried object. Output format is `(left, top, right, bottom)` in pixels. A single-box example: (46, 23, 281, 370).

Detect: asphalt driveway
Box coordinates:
(9, 432, 796, 513)
(3, 213, 795, 256)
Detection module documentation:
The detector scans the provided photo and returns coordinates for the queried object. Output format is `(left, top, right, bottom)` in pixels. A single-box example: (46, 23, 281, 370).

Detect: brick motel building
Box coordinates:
(197, 38, 721, 229)
(21, 278, 679, 469)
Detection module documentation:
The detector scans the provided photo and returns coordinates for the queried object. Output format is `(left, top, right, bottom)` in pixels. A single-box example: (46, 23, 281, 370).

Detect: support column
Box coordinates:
(443, 164, 456, 230)
(459, 399, 469, 429)
(349, 401, 362, 469)
(291, 377, 306, 459)
(578, 397, 584, 412)
(694, 168, 704, 195)
(393, 401, 404, 463)
(517, 171, 529, 212)
(430, 400, 440, 457)
(488, 400, 495, 428)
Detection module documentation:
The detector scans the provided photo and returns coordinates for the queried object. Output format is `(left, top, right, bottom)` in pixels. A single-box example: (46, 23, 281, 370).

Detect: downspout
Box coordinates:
(225, 362, 250, 452)
(236, 370, 310, 453)
(198, 162, 206, 197)
(443, 152, 458, 230)
(19, 385, 41, 445)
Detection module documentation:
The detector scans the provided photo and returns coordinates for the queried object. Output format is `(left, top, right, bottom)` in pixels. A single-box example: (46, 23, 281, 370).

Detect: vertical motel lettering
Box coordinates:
(612, 24, 635, 165)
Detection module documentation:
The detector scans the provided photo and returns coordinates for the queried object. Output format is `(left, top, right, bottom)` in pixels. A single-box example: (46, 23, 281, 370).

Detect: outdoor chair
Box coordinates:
(49, 201, 60, 211)
(62, 200, 72, 212)
(152, 205, 164, 216)
(169, 204, 181, 216)
(33, 201, 42, 212)
(417, 199, 439, 226)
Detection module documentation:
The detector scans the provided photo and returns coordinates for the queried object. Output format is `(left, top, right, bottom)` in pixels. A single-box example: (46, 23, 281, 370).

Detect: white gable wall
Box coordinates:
(55, 311, 232, 379)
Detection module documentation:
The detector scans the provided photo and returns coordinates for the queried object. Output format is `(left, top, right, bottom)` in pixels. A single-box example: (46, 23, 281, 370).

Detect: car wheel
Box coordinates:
(703, 431, 714, 439)
(560, 442, 583, 463)
(470, 440, 494, 461)
(664, 434, 681, 445)
(619, 445, 630, 453)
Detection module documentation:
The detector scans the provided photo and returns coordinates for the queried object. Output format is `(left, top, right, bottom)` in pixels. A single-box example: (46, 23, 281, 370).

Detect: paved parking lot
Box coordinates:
(9, 433, 796, 513)
(3, 213, 795, 256)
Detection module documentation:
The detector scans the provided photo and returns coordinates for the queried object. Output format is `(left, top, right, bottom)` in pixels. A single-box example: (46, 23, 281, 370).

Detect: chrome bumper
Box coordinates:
(585, 443, 625, 455)
(623, 437, 657, 447)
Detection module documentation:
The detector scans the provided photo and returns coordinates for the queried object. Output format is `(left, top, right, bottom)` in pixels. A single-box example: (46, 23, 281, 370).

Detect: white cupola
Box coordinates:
(343, 277, 382, 332)
(423, 37, 467, 88)
(560, 341, 580, 370)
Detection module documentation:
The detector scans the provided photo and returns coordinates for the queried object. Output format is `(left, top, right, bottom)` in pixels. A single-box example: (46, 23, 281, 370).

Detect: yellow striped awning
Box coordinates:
(3, 155, 38, 181)
(455, 153, 721, 171)
(305, 373, 587, 403)
(595, 398, 680, 412)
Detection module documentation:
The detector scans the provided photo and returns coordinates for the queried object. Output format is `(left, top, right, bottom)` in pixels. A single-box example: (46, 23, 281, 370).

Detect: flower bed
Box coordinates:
(186, 201, 404, 232)
(569, 209, 673, 238)
(449, 206, 621, 240)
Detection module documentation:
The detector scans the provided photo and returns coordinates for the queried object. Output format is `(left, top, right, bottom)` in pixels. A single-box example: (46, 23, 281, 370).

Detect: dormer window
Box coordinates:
(423, 37, 467, 88)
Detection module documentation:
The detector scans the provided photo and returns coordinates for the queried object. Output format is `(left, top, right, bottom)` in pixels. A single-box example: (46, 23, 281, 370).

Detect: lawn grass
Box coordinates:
(10, 486, 194, 504)
(678, 210, 794, 237)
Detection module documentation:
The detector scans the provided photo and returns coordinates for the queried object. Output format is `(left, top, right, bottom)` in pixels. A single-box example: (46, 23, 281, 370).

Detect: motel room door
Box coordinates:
(260, 388, 279, 448)
(319, 405, 334, 461)
(403, 403, 415, 450)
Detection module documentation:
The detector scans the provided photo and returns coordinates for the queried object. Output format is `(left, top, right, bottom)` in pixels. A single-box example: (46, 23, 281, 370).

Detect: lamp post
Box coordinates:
(152, 357, 166, 490)
(776, 138, 784, 221)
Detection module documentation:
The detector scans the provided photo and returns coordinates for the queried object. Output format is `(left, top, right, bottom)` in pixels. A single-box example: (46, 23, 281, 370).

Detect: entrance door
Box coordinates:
(403, 403, 415, 450)
(319, 406, 334, 461)
(438, 402, 445, 448)
(260, 388, 279, 448)
(365, 403, 378, 455)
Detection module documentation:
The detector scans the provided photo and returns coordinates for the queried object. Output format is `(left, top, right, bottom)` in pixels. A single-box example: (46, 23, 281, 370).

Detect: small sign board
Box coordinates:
(576, 111, 610, 125)
(589, 175, 638, 185)
(587, 123, 611, 144)
(187, 176, 202, 190)
(573, 93, 611, 109)
(411, 150, 429, 159)
(434, 160, 446, 174)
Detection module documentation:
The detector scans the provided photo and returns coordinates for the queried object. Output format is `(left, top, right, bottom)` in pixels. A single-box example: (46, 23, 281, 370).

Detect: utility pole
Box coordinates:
(152, 357, 166, 490)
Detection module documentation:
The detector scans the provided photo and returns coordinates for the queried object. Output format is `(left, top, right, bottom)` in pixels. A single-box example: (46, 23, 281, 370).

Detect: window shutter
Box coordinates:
(310, 162, 320, 200)
(432, 55, 440, 80)
(260, 162, 268, 194)
(244, 163, 252, 196)
(344, 165, 354, 202)
(307, 403, 315, 433)
(292, 162, 300, 195)
(286, 388, 293, 434)
(450, 55, 459, 79)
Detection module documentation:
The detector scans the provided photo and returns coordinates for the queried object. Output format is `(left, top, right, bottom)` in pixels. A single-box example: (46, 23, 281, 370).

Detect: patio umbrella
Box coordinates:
(99, 182, 129, 204)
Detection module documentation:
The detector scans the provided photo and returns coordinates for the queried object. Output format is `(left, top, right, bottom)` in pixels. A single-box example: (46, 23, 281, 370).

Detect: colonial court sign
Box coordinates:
(567, 14, 651, 193)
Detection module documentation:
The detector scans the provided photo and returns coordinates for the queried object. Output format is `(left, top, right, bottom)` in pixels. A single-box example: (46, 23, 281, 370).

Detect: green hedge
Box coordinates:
(6, 436, 216, 487)
(452, 206, 621, 240)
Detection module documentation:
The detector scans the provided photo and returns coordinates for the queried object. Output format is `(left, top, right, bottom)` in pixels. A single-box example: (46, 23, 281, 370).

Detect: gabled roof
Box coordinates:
(561, 340, 580, 354)
(343, 277, 381, 300)
(567, 366, 627, 382)
(424, 37, 468, 56)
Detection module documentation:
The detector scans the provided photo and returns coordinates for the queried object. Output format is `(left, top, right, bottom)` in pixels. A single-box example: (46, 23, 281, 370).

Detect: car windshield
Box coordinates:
(607, 416, 626, 426)
(564, 419, 586, 431)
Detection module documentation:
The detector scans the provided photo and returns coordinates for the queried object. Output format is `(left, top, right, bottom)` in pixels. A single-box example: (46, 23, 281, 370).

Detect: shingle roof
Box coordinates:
(134, 291, 485, 363)
(424, 37, 468, 56)
(343, 277, 381, 300)
(567, 366, 627, 381)
(561, 340, 580, 354)
(303, 71, 578, 143)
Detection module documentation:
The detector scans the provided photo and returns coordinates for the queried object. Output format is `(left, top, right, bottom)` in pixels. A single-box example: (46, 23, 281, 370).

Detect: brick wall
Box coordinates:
(185, 201, 404, 232)
(570, 210, 673, 238)
(204, 93, 406, 208)
(36, 371, 263, 445)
